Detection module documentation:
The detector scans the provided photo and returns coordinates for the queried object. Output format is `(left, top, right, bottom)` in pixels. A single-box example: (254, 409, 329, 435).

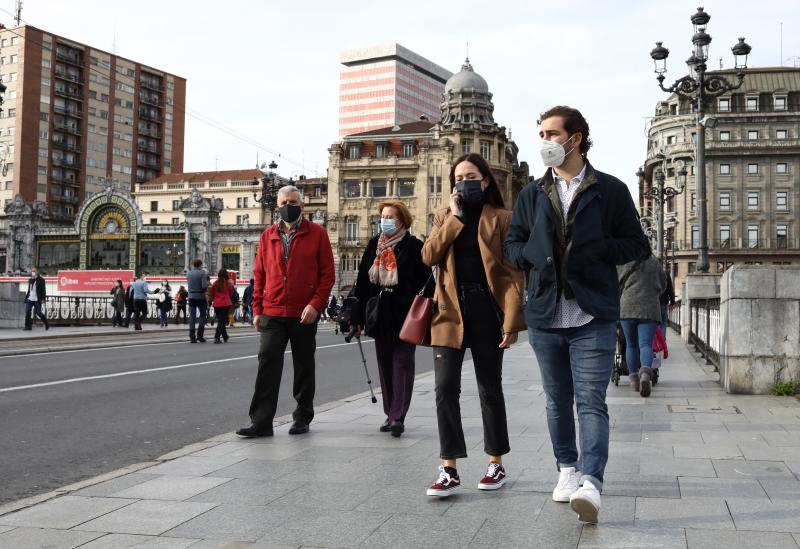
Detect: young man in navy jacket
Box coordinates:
(505, 106, 648, 524)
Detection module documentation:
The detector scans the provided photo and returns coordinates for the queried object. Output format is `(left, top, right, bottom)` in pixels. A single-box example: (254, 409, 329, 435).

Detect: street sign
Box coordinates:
(57, 269, 135, 292)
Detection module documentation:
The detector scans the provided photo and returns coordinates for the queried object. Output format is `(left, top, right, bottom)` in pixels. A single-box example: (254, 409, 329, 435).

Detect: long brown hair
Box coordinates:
(449, 153, 505, 209)
(213, 268, 229, 292)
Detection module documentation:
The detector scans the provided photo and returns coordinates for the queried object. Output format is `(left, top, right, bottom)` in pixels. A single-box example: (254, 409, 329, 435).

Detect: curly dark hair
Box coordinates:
(449, 153, 505, 209)
(538, 105, 593, 156)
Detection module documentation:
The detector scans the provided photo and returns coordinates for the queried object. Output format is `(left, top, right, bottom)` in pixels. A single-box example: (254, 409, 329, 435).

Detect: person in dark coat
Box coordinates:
(23, 266, 49, 330)
(110, 279, 125, 327)
(123, 277, 136, 328)
(505, 106, 649, 523)
(242, 279, 254, 324)
(352, 199, 430, 437)
(659, 264, 675, 330)
(175, 285, 188, 324)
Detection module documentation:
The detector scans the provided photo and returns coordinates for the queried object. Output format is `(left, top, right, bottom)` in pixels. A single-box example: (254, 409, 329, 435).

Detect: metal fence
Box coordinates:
(688, 298, 720, 368)
(39, 296, 179, 325)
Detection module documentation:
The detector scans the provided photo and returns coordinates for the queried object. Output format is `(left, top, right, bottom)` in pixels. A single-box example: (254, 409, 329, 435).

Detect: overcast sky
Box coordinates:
(11, 0, 800, 198)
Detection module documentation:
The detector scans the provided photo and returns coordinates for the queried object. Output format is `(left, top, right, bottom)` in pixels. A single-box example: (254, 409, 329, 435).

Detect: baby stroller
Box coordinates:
(611, 323, 660, 386)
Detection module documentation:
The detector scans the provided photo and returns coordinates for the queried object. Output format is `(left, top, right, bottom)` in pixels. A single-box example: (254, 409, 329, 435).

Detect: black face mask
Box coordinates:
(278, 204, 302, 224)
(455, 179, 485, 206)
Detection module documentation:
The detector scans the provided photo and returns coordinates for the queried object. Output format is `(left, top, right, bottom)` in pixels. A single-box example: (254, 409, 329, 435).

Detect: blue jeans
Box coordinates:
(188, 298, 208, 340)
(620, 319, 658, 375)
(528, 319, 616, 491)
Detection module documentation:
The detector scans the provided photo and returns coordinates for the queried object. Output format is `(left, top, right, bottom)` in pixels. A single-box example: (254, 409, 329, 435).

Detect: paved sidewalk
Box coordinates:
(1, 331, 799, 548)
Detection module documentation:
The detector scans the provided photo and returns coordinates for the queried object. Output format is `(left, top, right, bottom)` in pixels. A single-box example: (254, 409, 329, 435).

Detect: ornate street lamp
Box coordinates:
(164, 242, 184, 275)
(649, 6, 751, 273)
(252, 160, 279, 224)
(640, 158, 688, 263)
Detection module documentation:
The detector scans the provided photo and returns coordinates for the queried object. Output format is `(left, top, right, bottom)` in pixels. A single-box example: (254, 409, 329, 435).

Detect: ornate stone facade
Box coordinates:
(327, 59, 529, 292)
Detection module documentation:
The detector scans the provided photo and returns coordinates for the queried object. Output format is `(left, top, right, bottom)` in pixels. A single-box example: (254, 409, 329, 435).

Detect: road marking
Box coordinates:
(0, 339, 374, 393)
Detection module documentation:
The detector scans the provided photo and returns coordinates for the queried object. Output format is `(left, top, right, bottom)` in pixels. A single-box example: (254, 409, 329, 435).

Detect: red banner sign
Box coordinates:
(57, 270, 135, 292)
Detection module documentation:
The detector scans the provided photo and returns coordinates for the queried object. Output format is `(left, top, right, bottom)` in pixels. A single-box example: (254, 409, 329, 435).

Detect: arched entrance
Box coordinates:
(88, 205, 131, 269)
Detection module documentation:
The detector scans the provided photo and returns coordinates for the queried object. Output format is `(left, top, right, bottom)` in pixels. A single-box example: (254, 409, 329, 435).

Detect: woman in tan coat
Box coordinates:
(421, 152, 525, 497)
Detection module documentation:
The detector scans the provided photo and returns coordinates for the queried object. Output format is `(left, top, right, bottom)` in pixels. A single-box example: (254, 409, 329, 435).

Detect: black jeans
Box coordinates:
(434, 285, 509, 459)
(248, 315, 318, 428)
(24, 299, 48, 329)
(176, 303, 187, 324)
(133, 299, 148, 329)
(188, 298, 207, 340)
(214, 306, 230, 341)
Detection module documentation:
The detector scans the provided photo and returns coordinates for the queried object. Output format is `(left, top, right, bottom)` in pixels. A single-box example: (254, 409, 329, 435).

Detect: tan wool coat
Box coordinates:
(421, 205, 526, 349)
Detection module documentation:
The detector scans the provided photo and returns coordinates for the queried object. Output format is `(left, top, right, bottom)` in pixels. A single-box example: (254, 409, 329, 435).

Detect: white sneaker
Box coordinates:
(569, 480, 601, 524)
(552, 466, 580, 502)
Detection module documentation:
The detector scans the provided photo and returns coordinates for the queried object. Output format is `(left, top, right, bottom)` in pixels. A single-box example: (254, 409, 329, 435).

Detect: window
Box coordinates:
(691, 225, 699, 249)
(40, 112, 48, 121)
(748, 191, 759, 210)
(172, 217, 180, 225)
(348, 144, 360, 160)
(150, 201, 158, 212)
(748, 130, 758, 140)
(6, 107, 14, 116)
(371, 179, 387, 197)
(719, 225, 731, 248)
(402, 142, 414, 157)
(480, 140, 491, 160)
(776, 129, 788, 140)
(172, 199, 180, 211)
(461, 139, 471, 154)
(746, 97, 758, 111)
(776, 191, 788, 210)
(776, 163, 788, 174)
(775, 96, 787, 111)
(340, 256, 349, 272)
(41, 76, 50, 86)
(719, 163, 731, 175)
(375, 143, 386, 159)
(397, 178, 415, 197)
(343, 180, 360, 198)
(719, 131, 730, 141)
(10, 37, 18, 45)
(666, 135, 676, 145)
(719, 191, 731, 210)
(747, 224, 759, 248)
(314, 186, 321, 198)
(718, 98, 730, 112)
(345, 220, 358, 241)
(776, 224, 788, 248)
(747, 163, 759, 175)
(691, 192, 697, 212)
(150, 218, 157, 225)
(236, 196, 249, 208)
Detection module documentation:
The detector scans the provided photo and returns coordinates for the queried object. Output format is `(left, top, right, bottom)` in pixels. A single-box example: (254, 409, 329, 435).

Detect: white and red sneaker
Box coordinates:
(426, 465, 460, 497)
(478, 462, 506, 490)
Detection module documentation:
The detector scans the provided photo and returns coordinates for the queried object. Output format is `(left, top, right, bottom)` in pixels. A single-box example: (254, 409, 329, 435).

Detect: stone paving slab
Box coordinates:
(2, 331, 800, 547)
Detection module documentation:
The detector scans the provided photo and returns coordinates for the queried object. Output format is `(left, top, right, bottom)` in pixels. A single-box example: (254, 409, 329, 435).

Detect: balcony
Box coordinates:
(54, 70, 84, 84)
(51, 173, 78, 185)
(51, 157, 80, 169)
(138, 159, 161, 170)
(139, 109, 161, 123)
(138, 142, 159, 153)
(54, 123, 81, 136)
(139, 79, 163, 92)
(674, 239, 799, 251)
(51, 138, 80, 152)
(706, 138, 800, 152)
(49, 190, 78, 204)
(54, 87, 83, 101)
(138, 127, 160, 139)
(55, 50, 84, 67)
(139, 94, 161, 107)
(53, 105, 82, 119)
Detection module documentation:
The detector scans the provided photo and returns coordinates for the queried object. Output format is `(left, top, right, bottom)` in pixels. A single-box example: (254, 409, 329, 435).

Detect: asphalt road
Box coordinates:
(0, 327, 436, 505)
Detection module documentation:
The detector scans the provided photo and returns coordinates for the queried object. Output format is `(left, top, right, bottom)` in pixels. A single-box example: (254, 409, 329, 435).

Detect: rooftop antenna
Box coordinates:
(466, 41, 469, 62)
(14, 0, 22, 25)
(719, 57, 723, 70)
(780, 22, 783, 66)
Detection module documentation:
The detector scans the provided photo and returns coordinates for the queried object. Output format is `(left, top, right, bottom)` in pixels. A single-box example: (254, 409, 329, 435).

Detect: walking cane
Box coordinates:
(346, 326, 377, 403)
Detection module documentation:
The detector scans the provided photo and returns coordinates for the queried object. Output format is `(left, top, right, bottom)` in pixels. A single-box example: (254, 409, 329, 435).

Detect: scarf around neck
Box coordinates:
(368, 229, 407, 287)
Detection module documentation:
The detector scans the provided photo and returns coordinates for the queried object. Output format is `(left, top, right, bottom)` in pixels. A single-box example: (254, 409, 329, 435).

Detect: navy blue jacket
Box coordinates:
(504, 162, 648, 328)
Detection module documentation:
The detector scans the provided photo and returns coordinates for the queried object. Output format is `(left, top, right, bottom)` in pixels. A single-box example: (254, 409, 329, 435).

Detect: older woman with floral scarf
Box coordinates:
(353, 200, 430, 437)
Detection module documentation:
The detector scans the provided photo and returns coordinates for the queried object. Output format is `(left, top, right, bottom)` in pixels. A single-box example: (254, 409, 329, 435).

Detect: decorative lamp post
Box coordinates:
(252, 160, 279, 224)
(649, 7, 751, 272)
(164, 242, 184, 275)
(640, 159, 688, 263)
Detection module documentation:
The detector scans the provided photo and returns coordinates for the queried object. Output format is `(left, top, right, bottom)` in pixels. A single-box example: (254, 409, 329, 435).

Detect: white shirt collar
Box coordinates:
(553, 162, 587, 187)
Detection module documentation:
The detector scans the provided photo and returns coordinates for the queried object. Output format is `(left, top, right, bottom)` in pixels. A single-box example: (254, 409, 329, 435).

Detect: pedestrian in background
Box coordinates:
(237, 185, 335, 438)
(660, 263, 675, 331)
(352, 199, 429, 437)
(186, 259, 208, 343)
(110, 279, 125, 327)
(505, 106, 649, 523)
(131, 274, 152, 331)
(618, 252, 666, 397)
(175, 285, 188, 324)
(242, 278, 254, 324)
(123, 277, 135, 328)
(23, 266, 49, 331)
(421, 153, 525, 497)
(155, 280, 172, 328)
(210, 269, 233, 343)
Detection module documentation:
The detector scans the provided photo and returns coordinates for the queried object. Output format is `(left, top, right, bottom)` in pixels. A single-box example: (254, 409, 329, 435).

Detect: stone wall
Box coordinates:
(0, 281, 25, 328)
(719, 265, 800, 394)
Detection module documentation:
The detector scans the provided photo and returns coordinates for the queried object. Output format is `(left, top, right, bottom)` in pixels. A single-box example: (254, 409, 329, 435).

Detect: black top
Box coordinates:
(453, 203, 488, 288)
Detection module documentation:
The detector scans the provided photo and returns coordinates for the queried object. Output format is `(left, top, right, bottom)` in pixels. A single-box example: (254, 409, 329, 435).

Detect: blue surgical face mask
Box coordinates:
(380, 218, 397, 235)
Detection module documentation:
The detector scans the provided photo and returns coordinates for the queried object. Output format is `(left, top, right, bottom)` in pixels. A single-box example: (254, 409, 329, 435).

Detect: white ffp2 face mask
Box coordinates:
(540, 135, 576, 168)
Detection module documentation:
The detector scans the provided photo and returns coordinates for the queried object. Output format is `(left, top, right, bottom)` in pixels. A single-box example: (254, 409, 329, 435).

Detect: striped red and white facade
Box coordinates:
(339, 44, 452, 137)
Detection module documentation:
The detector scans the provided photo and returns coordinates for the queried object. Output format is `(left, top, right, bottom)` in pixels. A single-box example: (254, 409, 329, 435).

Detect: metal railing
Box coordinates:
(688, 298, 720, 368)
(668, 300, 681, 334)
(39, 296, 180, 325)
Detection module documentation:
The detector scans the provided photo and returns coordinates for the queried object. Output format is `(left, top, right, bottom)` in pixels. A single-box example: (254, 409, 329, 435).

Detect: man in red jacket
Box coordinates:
(237, 185, 335, 437)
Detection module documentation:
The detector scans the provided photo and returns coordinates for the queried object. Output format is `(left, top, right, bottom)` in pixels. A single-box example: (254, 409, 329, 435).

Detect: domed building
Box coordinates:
(327, 58, 529, 293)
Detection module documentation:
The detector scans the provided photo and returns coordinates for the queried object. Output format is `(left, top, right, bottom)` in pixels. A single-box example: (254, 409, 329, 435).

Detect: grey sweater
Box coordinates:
(617, 256, 666, 322)
(186, 268, 208, 300)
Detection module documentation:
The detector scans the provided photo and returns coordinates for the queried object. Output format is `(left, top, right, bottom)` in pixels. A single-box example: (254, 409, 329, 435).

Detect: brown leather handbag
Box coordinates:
(399, 272, 435, 346)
